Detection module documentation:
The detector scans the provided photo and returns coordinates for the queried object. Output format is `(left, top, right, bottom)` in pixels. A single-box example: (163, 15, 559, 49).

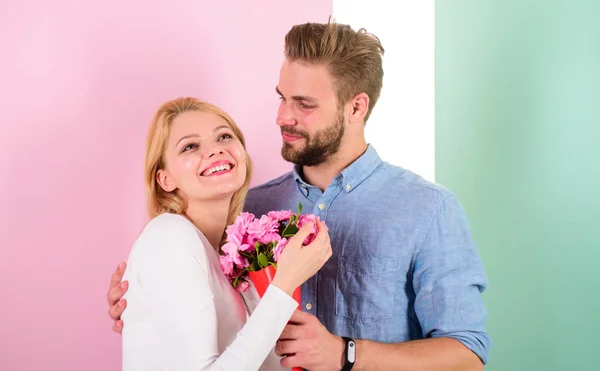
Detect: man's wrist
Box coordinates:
(335, 335, 345, 370)
(349, 339, 367, 371)
(341, 336, 357, 371)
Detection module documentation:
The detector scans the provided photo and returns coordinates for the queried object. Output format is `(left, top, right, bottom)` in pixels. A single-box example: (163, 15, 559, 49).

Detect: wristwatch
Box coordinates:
(341, 336, 356, 371)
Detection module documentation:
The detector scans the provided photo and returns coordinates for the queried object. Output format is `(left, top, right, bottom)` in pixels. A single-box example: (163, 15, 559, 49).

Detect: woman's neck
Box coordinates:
(185, 199, 230, 250)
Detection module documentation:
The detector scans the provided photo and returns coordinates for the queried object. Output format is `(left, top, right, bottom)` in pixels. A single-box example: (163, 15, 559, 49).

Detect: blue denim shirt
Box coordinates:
(244, 145, 491, 363)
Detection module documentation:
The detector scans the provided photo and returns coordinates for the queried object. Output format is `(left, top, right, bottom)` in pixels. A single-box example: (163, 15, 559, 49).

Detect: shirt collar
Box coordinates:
(292, 144, 382, 193)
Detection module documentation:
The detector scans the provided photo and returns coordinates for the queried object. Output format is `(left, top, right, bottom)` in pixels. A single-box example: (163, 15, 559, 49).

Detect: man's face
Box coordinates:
(276, 59, 345, 167)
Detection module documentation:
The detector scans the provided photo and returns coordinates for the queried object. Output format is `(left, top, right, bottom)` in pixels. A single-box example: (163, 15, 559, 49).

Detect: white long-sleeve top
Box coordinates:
(121, 213, 297, 371)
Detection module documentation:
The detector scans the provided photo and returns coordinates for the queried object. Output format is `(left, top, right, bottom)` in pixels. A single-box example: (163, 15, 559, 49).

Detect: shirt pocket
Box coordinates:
(335, 254, 400, 323)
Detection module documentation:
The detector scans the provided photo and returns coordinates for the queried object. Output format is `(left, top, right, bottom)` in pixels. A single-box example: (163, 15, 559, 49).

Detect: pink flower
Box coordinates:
(267, 210, 293, 222)
(298, 214, 321, 245)
(225, 223, 244, 245)
(259, 232, 282, 245)
(247, 215, 280, 245)
(225, 212, 255, 245)
(221, 241, 249, 268)
(236, 280, 250, 293)
(219, 255, 234, 276)
(238, 243, 253, 252)
(273, 238, 288, 261)
(235, 212, 256, 229)
(219, 206, 323, 294)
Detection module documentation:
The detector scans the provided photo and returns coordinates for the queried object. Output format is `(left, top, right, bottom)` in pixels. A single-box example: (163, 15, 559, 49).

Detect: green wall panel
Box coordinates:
(436, 1, 600, 370)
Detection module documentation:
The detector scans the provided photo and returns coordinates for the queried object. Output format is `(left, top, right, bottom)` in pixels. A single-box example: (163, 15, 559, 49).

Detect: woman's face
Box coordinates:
(157, 110, 247, 204)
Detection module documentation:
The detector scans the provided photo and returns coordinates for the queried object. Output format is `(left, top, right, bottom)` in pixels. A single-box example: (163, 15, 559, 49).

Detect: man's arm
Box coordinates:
(408, 192, 491, 365)
(107, 261, 128, 334)
(275, 312, 483, 371)
(352, 193, 491, 370)
(276, 192, 491, 370)
(352, 337, 483, 371)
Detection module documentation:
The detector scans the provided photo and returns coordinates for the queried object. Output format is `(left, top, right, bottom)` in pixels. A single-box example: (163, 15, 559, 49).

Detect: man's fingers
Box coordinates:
(289, 309, 315, 324)
(107, 262, 128, 305)
(275, 340, 291, 356)
(275, 339, 303, 357)
(110, 262, 126, 287)
(280, 353, 306, 369)
(279, 324, 303, 340)
(108, 299, 127, 321)
(112, 320, 123, 334)
(107, 280, 128, 306)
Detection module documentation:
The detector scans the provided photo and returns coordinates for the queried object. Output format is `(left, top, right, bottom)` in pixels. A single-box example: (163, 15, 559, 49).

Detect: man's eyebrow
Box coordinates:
(276, 86, 317, 103)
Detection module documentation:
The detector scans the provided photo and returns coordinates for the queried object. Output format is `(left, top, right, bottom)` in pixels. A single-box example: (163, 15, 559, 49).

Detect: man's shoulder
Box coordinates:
(379, 162, 455, 205)
(244, 171, 296, 215)
(247, 171, 295, 197)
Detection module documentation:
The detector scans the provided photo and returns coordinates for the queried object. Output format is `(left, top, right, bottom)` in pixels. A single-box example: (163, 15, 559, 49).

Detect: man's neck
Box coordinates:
(302, 140, 368, 191)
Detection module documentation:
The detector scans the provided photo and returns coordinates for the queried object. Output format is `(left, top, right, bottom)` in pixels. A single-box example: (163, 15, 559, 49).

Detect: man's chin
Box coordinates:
(281, 146, 303, 164)
(281, 149, 297, 164)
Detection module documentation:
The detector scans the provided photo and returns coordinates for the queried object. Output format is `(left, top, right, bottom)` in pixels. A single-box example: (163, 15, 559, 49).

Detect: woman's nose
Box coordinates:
(202, 144, 224, 159)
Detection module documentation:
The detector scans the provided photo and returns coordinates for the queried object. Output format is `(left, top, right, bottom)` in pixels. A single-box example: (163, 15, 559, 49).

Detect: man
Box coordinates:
(107, 21, 491, 370)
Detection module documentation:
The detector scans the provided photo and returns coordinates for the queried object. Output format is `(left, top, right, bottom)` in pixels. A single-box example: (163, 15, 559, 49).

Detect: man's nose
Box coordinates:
(276, 101, 296, 127)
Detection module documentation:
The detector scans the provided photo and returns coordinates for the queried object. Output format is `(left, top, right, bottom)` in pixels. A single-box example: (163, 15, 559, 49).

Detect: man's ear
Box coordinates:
(348, 92, 370, 125)
(156, 169, 176, 192)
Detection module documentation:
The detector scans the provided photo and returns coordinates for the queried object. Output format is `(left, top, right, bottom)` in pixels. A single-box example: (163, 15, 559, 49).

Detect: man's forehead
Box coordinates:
(278, 60, 335, 98)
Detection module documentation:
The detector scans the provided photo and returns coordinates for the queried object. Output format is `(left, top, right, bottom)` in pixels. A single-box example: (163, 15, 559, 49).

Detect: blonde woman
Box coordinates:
(121, 97, 331, 371)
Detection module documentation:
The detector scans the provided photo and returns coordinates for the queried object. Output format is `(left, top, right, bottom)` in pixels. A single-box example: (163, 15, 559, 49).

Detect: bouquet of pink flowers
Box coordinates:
(219, 203, 320, 294)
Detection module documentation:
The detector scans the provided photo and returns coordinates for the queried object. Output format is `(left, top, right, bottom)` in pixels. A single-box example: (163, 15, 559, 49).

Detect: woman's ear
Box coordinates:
(156, 169, 176, 192)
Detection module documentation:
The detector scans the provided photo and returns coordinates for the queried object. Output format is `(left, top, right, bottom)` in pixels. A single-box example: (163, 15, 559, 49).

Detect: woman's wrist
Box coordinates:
(271, 277, 295, 297)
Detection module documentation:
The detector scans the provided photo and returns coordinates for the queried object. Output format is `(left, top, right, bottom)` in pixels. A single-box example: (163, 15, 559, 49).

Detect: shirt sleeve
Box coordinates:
(412, 193, 492, 364)
(124, 217, 298, 371)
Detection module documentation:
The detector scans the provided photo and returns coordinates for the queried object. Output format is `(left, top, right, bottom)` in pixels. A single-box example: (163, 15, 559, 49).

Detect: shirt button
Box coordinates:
(305, 303, 313, 310)
(318, 203, 325, 210)
(301, 184, 307, 189)
(345, 184, 351, 190)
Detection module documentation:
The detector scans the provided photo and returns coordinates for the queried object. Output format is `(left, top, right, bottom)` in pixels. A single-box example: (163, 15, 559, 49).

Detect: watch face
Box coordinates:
(347, 341, 356, 362)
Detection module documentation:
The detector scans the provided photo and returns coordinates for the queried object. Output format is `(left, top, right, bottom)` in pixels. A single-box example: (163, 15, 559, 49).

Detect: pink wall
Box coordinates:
(0, 1, 331, 369)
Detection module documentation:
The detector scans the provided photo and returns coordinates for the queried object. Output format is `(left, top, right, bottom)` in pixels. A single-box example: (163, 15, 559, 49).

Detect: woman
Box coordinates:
(121, 97, 332, 370)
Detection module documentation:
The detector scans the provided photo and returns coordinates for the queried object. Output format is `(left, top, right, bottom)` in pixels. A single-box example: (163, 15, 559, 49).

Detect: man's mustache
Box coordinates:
(280, 128, 308, 138)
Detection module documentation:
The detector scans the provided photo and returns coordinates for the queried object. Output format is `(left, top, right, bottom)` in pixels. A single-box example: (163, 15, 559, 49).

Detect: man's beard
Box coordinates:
(280, 111, 345, 167)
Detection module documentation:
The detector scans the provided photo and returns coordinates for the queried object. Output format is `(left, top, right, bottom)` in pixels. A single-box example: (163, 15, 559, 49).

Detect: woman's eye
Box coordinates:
(218, 133, 233, 141)
(182, 143, 198, 152)
(299, 102, 314, 109)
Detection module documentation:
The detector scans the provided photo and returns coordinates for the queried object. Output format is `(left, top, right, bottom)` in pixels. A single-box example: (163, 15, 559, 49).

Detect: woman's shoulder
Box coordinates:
(125, 214, 213, 286)
(141, 213, 199, 238)
(133, 213, 206, 255)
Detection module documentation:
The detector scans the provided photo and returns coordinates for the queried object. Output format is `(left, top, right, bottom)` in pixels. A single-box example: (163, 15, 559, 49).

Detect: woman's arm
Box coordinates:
(123, 216, 297, 371)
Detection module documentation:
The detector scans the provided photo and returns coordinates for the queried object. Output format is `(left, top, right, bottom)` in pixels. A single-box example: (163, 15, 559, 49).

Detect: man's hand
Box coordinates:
(107, 262, 129, 334)
(275, 310, 345, 371)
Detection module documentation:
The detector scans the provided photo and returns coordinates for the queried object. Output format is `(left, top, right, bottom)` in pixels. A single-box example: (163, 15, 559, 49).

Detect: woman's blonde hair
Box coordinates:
(144, 97, 252, 231)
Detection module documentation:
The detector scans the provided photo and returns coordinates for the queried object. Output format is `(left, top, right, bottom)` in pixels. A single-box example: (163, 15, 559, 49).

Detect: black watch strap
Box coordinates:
(341, 336, 356, 371)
